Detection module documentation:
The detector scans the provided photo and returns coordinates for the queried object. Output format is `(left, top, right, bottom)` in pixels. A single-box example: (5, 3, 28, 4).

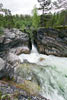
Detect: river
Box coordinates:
(19, 44, 67, 100)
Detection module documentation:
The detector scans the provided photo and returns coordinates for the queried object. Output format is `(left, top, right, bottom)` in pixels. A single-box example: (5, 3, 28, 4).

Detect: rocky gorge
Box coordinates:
(0, 28, 67, 100)
(0, 28, 48, 100)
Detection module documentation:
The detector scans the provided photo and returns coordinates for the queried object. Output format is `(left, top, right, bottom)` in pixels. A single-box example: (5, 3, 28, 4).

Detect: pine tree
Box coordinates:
(37, 0, 51, 27)
(53, 0, 67, 26)
(32, 5, 40, 29)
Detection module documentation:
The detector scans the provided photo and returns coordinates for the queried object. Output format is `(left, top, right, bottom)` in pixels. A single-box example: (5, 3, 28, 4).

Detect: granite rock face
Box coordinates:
(0, 28, 32, 79)
(34, 28, 67, 57)
(0, 28, 31, 58)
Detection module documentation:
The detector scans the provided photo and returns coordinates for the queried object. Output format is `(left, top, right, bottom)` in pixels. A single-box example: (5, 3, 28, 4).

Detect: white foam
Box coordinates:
(19, 44, 67, 100)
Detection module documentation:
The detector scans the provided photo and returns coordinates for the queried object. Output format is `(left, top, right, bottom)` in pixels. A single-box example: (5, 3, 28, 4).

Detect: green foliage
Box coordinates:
(0, 9, 67, 32)
(0, 14, 32, 31)
(32, 5, 40, 29)
(42, 10, 67, 28)
(0, 91, 2, 99)
(0, 93, 11, 100)
(2, 94, 11, 100)
(13, 14, 32, 31)
(4, 15, 14, 29)
(0, 27, 4, 35)
(55, 25, 67, 29)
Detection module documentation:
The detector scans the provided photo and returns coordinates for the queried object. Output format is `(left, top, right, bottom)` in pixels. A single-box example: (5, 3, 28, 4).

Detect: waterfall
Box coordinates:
(31, 43, 38, 53)
(19, 44, 67, 100)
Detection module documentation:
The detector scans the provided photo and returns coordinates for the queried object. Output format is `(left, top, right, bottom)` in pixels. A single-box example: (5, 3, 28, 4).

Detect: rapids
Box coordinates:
(19, 44, 67, 100)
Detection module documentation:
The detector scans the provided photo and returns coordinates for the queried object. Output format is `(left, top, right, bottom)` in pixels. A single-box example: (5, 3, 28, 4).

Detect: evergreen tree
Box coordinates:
(53, 0, 67, 26)
(32, 5, 40, 29)
(37, 0, 51, 27)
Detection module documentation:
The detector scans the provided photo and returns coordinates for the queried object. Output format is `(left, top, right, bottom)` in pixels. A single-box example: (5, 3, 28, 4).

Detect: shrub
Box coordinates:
(0, 91, 2, 99)
(0, 27, 4, 35)
(1, 94, 11, 100)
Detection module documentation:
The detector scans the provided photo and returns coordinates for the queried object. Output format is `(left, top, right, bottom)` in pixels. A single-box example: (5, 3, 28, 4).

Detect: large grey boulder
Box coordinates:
(5, 53, 21, 79)
(34, 28, 67, 57)
(0, 57, 14, 79)
(0, 53, 21, 79)
(0, 28, 31, 58)
(14, 63, 41, 85)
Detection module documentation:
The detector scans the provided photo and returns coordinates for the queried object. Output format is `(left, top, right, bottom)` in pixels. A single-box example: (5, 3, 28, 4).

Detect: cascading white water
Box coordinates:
(19, 44, 67, 100)
(31, 43, 38, 53)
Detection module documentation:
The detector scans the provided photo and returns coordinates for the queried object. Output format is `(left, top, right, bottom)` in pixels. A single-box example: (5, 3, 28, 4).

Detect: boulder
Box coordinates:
(10, 46, 30, 55)
(0, 35, 5, 43)
(0, 62, 41, 96)
(0, 53, 21, 79)
(0, 56, 15, 79)
(34, 28, 67, 57)
(13, 63, 41, 96)
(0, 28, 31, 58)
(14, 63, 42, 86)
(0, 58, 5, 71)
(0, 58, 5, 79)
(7, 53, 20, 65)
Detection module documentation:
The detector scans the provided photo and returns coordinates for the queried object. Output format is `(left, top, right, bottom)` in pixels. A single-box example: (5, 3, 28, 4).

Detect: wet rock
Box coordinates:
(0, 58, 5, 71)
(14, 63, 37, 82)
(14, 63, 43, 88)
(7, 53, 20, 65)
(0, 52, 21, 79)
(10, 46, 30, 55)
(39, 57, 45, 62)
(34, 28, 67, 57)
(0, 35, 5, 43)
(3, 53, 21, 79)
(0, 61, 49, 100)
(0, 58, 5, 79)
(0, 28, 31, 58)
